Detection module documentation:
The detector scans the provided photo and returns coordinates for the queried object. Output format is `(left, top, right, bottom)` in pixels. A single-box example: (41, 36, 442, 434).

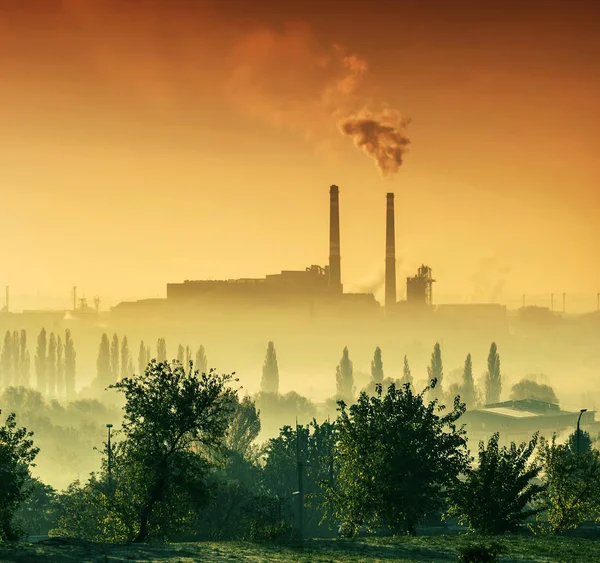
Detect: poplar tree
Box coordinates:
(177, 344, 185, 365)
(260, 341, 279, 394)
(427, 343, 444, 395)
(1, 331, 13, 388)
(336, 346, 355, 404)
(485, 342, 502, 405)
(56, 334, 64, 397)
(121, 336, 130, 379)
(462, 353, 476, 407)
(97, 333, 111, 386)
(400, 355, 413, 386)
(370, 347, 384, 384)
(11, 331, 19, 385)
(64, 329, 76, 398)
(19, 330, 30, 387)
(157, 338, 167, 363)
(47, 333, 57, 396)
(185, 345, 192, 368)
(195, 345, 207, 374)
(110, 334, 120, 382)
(138, 341, 147, 374)
(35, 328, 47, 395)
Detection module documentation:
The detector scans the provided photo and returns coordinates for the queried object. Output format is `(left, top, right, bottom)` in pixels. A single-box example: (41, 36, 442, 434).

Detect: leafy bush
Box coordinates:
(456, 540, 504, 563)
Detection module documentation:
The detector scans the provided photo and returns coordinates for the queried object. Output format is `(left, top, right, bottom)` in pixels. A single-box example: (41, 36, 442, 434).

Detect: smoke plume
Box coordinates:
(340, 109, 410, 176)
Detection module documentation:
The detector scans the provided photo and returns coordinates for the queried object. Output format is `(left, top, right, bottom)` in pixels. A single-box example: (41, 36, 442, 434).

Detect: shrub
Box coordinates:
(456, 540, 504, 563)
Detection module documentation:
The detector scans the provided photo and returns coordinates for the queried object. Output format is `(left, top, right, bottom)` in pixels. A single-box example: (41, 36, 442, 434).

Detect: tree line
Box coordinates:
(0, 357, 596, 543)
(0, 329, 76, 398)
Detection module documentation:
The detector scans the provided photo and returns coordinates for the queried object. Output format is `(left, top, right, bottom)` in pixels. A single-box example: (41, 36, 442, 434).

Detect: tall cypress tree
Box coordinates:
(195, 345, 207, 374)
(485, 342, 501, 405)
(64, 329, 76, 398)
(20, 329, 30, 387)
(47, 332, 57, 396)
(11, 331, 19, 385)
(260, 341, 279, 394)
(336, 346, 354, 404)
(1, 331, 13, 388)
(97, 333, 111, 386)
(427, 342, 444, 394)
(138, 340, 147, 374)
(120, 335, 130, 379)
(462, 353, 476, 407)
(157, 337, 167, 363)
(400, 355, 413, 386)
(56, 334, 64, 397)
(35, 328, 47, 394)
(177, 344, 185, 365)
(110, 334, 120, 381)
(185, 345, 192, 368)
(370, 347, 384, 384)
(146, 345, 151, 366)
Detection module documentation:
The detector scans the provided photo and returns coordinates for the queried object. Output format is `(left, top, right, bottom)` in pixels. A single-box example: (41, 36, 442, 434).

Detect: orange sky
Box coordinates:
(1, 0, 599, 311)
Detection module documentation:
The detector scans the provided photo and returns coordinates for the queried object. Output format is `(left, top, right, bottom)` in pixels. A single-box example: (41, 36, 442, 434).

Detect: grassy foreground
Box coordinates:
(0, 535, 598, 563)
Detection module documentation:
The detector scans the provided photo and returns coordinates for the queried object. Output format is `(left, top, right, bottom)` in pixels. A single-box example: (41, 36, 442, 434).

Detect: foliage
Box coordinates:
(56, 334, 64, 397)
(461, 354, 476, 407)
(335, 347, 354, 404)
(156, 337, 167, 363)
(120, 336, 130, 380)
(195, 345, 207, 374)
(427, 343, 443, 398)
(447, 433, 545, 534)
(400, 355, 412, 386)
(370, 347, 384, 384)
(96, 334, 111, 386)
(35, 328, 47, 395)
(510, 379, 558, 403)
(110, 334, 120, 382)
(14, 478, 58, 537)
(107, 360, 238, 542)
(261, 341, 279, 395)
(456, 540, 504, 563)
(138, 340, 148, 375)
(324, 381, 469, 536)
(535, 435, 600, 533)
(64, 329, 76, 399)
(566, 429, 592, 454)
(484, 343, 501, 405)
(47, 333, 57, 396)
(224, 396, 261, 460)
(0, 410, 40, 541)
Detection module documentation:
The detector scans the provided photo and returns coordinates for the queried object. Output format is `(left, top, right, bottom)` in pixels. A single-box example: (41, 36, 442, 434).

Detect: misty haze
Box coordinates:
(1, 1, 599, 562)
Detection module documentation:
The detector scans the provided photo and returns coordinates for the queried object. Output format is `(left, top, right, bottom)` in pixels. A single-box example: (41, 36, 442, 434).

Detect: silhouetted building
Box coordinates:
(406, 265, 435, 306)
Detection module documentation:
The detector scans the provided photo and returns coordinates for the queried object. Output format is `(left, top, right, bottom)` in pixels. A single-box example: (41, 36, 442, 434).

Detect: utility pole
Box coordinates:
(107, 423, 113, 489)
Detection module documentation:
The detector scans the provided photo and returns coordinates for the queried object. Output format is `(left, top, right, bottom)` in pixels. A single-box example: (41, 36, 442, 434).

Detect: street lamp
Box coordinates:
(106, 424, 113, 486)
(576, 409, 587, 454)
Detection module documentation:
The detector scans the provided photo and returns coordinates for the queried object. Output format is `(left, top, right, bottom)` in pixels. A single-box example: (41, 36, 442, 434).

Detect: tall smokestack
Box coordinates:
(329, 185, 342, 291)
(385, 193, 397, 308)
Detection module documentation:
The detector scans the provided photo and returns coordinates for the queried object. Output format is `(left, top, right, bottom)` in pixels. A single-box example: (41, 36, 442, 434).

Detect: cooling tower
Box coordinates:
(329, 185, 342, 291)
(385, 193, 397, 307)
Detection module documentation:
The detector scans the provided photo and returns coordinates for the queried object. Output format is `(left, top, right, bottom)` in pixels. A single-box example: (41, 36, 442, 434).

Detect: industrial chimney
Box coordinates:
(329, 185, 342, 292)
(385, 193, 397, 308)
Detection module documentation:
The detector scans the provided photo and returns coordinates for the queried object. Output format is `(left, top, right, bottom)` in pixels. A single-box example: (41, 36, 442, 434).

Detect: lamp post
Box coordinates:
(106, 423, 113, 487)
(576, 409, 587, 454)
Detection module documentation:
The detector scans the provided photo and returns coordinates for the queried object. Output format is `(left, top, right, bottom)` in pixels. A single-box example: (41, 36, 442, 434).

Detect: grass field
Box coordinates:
(0, 535, 598, 563)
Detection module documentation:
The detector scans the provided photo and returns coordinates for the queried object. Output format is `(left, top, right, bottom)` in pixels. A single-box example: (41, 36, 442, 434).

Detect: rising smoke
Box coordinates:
(339, 109, 410, 176)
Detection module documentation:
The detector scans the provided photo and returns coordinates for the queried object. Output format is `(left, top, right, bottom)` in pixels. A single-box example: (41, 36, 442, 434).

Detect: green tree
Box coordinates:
(109, 361, 237, 542)
(97, 334, 111, 386)
(1, 331, 13, 388)
(261, 341, 279, 395)
(120, 336, 130, 380)
(56, 334, 64, 398)
(335, 347, 354, 405)
(138, 341, 147, 375)
(566, 429, 592, 454)
(427, 343, 443, 396)
(156, 338, 167, 363)
(19, 330, 30, 388)
(47, 333, 57, 397)
(224, 396, 261, 460)
(510, 379, 558, 404)
(64, 329, 76, 398)
(447, 432, 544, 534)
(0, 410, 40, 540)
(536, 435, 600, 533)
(324, 382, 469, 536)
(370, 347, 384, 384)
(485, 342, 501, 405)
(195, 345, 207, 374)
(462, 353, 476, 407)
(35, 328, 47, 395)
(110, 334, 120, 382)
(399, 355, 412, 386)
